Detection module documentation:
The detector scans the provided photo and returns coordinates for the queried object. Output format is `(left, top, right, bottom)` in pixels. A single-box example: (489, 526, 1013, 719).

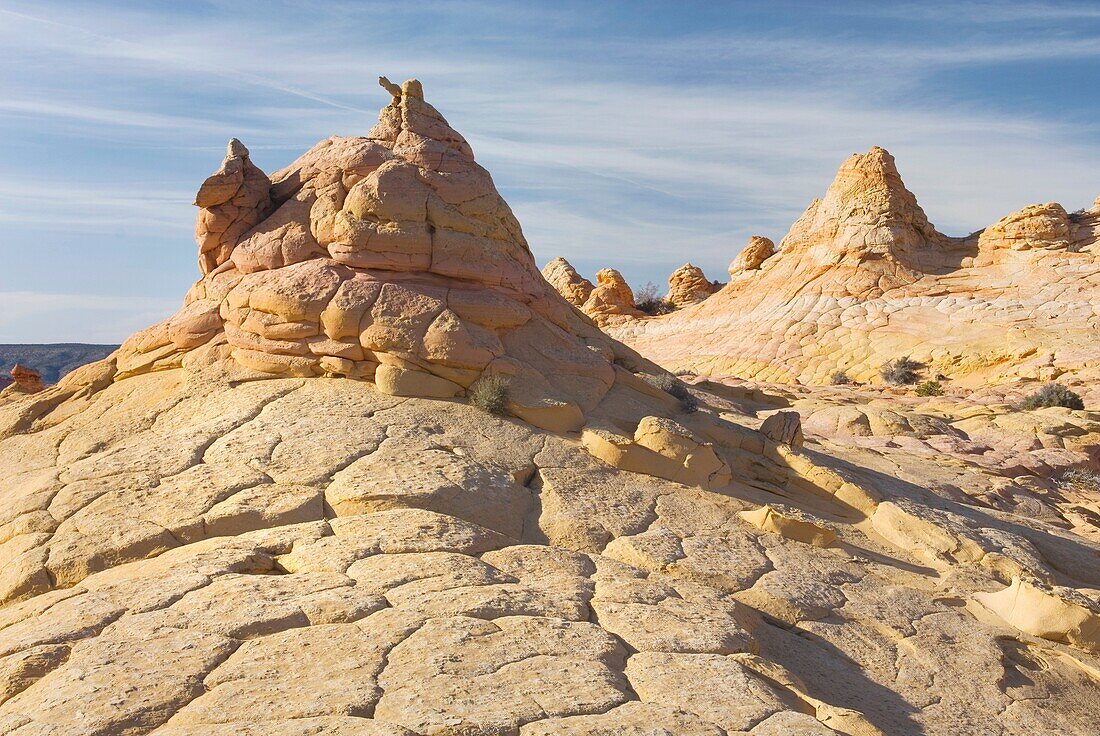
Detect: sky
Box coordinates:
(1, 0, 1099, 343)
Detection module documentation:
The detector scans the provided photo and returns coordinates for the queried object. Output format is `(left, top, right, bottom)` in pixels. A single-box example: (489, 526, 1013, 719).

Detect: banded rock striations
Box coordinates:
(607, 147, 1100, 390)
(115, 77, 651, 434)
(541, 257, 594, 308)
(580, 268, 644, 326)
(665, 263, 719, 308)
(0, 87, 1098, 736)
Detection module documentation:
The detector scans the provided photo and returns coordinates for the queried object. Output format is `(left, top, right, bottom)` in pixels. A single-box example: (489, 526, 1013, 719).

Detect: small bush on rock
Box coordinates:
(880, 357, 922, 385)
(646, 373, 698, 413)
(1020, 382, 1084, 411)
(469, 375, 510, 416)
(1056, 467, 1100, 492)
(635, 282, 676, 316)
(830, 371, 851, 385)
(915, 380, 944, 397)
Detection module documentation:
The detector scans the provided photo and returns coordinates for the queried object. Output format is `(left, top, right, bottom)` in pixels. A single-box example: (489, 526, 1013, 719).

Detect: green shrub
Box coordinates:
(1019, 382, 1084, 410)
(915, 380, 944, 397)
(646, 373, 698, 413)
(469, 375, 509, 416)
(879, 357, 922, 385)
(829, 371, 851, 385)
(634, 282, 676, 316)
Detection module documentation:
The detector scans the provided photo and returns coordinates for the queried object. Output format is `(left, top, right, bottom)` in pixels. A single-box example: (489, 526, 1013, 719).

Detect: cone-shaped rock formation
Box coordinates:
(610, 147, 1100, 387)
(728, 236, 775, 276)
(581, 268, 644, 326)
(541, 256, 594, 307)
(115, 78, 652, 432)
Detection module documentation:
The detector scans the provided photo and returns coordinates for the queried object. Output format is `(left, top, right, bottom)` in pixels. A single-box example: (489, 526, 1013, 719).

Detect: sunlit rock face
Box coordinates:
(0, 82, 1098, 736)
(665, 263, 718, 308)
(580, 268, 644, 326)
(542, 256, 594, 308)
(114, 78, 657, 433)
(608, 147, 1100, 389)
(0, 365, 44, 401)
(728, 236, 775, 276)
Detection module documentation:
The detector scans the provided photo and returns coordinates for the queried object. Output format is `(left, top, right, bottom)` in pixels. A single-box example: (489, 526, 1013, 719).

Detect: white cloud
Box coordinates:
(0, 182, 193, 232)
(0, 292, 179, 343)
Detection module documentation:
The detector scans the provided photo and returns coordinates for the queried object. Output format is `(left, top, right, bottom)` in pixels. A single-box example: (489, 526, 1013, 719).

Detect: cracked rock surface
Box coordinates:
(0, 82, 1098, 736)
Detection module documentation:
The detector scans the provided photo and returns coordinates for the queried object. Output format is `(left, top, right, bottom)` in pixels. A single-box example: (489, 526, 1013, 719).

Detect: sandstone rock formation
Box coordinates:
(541, 257, 594, 308)
(729, 235, 775, 276)
(580, 268, 644, 326)
(609, 147, 1100, 390)
(0, 87, 1098, 736)
(0, 365, 43, 401)
(665, 263, 718, 307)
(759, 410, 803, 450)
(112, 77, 656, 434)
(542, 260, 645, 326)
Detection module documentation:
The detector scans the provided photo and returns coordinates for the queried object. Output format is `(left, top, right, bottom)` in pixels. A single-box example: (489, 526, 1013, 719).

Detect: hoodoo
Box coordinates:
(0, 365, 44, 400)
(0, 87, 1098, 736)
(116, 77, 655, 434)
(665, 263, 718, 308)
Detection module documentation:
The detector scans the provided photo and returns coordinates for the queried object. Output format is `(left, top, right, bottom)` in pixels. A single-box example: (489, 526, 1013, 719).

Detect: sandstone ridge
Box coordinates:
(604, 147, 1100, 389)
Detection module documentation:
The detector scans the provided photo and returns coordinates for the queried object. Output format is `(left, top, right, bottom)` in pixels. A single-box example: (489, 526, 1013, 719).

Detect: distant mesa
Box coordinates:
(0, 344, 117, 385)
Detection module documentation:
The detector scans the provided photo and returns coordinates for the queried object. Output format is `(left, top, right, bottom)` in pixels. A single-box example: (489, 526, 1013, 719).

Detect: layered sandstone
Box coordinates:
(0, 365, 43, 401)
(112, 77, 655, 434)
(728, 235, 775, 276)
(665, 263, 718, 307)
(542, 260, 645, 326)
(580, 268, 644, 326)
(0, 88, 1098, 736)
(610, 147, 1100, 389)
(541, 257, 594, 308)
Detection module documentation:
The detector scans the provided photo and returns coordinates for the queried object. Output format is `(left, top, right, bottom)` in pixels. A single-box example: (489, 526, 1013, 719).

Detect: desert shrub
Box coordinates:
(1019, 382, 1084, 411)
(469, 375, 510, 416)
(646, 372, 698, 413)
(1067, 208, 1087, 224)
(635, 282, 676, 315)
(915, 380, 944, 397)
(829, 371, 851, 385)
(879, 357, 922, 385)
(1056, 467, 1100, 492)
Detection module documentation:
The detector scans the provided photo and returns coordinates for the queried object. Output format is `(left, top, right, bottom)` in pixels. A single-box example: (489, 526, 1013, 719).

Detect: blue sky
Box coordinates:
(1, 0, 1099, 342)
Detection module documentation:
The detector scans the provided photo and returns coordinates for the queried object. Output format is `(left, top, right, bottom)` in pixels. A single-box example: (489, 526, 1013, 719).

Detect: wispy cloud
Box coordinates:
(0, 291, 179, 343)
(0, 98, 242, 135)
(0, 182, 193, 232)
